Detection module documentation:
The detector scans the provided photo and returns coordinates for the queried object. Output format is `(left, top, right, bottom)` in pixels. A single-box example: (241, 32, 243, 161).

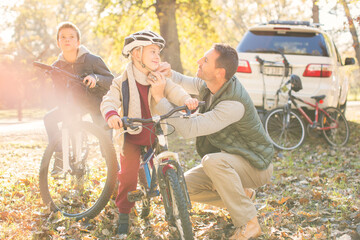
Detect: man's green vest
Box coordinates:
(196, 76, 274, 170)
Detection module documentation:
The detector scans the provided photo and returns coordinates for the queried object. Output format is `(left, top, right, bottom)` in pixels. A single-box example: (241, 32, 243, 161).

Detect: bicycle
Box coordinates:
(263, 74, 350, 150)
(122, 102, 205, 240)
(255, 50, 291, 119)
(34, 61, 118, 220)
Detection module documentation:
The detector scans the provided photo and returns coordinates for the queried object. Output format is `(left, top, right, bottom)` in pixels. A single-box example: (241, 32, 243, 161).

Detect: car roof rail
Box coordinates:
(268, 20, 312, 26)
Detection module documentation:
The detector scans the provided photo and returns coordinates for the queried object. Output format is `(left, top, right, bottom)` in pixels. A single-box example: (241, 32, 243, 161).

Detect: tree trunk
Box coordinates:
(155, 0, 183, 73)
(341, 0, 360, 67)
(312, 0, 319, 23)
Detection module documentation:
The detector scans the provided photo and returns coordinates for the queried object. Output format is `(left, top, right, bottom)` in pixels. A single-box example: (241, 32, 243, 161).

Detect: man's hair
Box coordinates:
(213, 43, 238, 80)
(56, 22, 81, 41)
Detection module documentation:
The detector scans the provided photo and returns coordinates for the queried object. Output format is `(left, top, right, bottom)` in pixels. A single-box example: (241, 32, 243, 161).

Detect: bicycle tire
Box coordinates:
(39, 121, 118, 220)
(321, 107, 350, 147)
(264, 108, 306, 150)
(163, 168, 194, 240)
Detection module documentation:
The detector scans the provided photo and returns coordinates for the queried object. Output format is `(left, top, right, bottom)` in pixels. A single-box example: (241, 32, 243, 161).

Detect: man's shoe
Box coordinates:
(244, 188, 256, 202)
(117, 213, 129, 235)
(229, 216, 262, 240)
(51, 152, 63, 176)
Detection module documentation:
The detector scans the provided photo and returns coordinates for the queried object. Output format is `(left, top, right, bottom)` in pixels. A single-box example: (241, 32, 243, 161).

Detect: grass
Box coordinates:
(0, 110, 359, 239)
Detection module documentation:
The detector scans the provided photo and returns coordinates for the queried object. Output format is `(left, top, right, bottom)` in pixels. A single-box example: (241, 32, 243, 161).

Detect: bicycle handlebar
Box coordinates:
(33, 61, 84, 82)
(122, 101, 206, 130)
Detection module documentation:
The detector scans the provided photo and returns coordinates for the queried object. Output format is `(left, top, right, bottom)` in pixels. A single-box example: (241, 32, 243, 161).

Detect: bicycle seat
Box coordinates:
(311, 95, 326, 101)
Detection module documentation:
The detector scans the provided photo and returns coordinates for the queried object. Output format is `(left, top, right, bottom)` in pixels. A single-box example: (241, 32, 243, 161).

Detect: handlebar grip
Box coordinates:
(121, 117, 139, 130)
(33, 61, 53, 71)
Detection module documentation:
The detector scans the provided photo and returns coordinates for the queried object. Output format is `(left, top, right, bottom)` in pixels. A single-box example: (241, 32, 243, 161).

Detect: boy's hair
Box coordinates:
(213, 43, 239, 80)
(56, 22, 81, 41)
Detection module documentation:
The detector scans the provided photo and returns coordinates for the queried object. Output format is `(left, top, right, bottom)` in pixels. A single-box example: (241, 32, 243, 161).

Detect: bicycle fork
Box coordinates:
(61, 128, 84, 174)
(156, 152, 191, 223)
(283, 100, 292, 129)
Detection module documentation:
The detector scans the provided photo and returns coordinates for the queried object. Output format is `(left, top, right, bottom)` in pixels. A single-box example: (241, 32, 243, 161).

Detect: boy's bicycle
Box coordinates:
(122, 102, 205, 240)
(34, 61, 118, 220)
(263, 74, 350, 150)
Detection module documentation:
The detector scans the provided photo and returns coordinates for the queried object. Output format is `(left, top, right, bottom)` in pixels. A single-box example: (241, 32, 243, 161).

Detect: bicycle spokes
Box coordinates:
(321, 107, 349, 147)
(42, 126, 114, 218)
(265, 108, 305, 150)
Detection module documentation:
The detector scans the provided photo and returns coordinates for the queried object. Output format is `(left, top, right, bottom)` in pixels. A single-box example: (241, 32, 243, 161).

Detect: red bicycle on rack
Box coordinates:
(263, 74, 350, 150)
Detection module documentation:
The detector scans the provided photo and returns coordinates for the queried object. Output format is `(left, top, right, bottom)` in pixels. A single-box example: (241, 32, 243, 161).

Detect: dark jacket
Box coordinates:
(51, 45, 114, 113)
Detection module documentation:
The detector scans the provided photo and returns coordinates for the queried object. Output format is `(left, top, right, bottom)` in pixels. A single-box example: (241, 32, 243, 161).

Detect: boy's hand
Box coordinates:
(185, 98, 199, 110)
(108, 115, 123, 129)
(157, 62, 172, 78)
(83, 75, 97, 88)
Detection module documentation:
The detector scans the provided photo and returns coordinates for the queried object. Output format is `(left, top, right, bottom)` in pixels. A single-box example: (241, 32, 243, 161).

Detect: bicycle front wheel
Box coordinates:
(264, 108, 305, 150)
(321, 107, 350, 147)
(164, 168, 193, 240)
(39, 122, 118, 220)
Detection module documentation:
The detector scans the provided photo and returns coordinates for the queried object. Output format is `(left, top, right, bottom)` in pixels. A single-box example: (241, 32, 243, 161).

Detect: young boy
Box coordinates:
(44, 22, 114, 175)
(100, 30, 198, 235)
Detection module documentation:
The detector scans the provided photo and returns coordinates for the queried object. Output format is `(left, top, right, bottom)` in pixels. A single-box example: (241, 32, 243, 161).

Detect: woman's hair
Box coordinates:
(56, 22, 81, 41)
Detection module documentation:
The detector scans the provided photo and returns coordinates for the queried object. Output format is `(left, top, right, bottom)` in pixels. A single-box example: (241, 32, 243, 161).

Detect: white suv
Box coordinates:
(235, 20, 355, 114)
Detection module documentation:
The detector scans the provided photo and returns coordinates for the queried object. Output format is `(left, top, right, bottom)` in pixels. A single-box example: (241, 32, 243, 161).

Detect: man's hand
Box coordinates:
(157, 62, 172, 78)
(83, 75, 97, 88)
(107, 115, 123, 129)
(148, 71, 166, 103)
(184, 98, 199, 110)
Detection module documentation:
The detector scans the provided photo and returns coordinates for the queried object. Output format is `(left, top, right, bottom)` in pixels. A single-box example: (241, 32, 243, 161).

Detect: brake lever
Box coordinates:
(122, 116, 140, 130)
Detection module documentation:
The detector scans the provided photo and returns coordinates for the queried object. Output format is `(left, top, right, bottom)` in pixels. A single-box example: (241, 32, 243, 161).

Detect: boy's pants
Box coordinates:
(184, 151, 273, 227)
(44, 107, 111, 151)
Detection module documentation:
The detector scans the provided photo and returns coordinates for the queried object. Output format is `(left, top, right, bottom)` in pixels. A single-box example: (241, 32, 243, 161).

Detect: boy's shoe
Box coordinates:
(51, 152, 63, 176)
(117, 213, 129, 235)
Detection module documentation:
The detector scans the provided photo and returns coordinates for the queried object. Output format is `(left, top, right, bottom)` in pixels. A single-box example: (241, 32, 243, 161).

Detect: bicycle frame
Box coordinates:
(286, 90, 339, 131)
(264, 75, 349, 150)
(60, 118, 88, 175)
(124, 104, 205, 226)
(134, 117, 192, 214)
(34, 61, 93, 174)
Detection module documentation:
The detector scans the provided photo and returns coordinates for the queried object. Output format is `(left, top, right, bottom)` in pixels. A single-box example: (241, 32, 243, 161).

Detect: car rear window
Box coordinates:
(237, 30, 329, 57)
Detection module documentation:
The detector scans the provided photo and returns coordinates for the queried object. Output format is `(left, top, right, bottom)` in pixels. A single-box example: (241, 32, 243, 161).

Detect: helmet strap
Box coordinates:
(138, 46, 155, 72)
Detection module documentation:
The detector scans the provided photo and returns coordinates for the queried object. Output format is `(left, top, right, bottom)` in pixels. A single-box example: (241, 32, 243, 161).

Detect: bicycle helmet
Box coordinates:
(122, 30, 166, 58)
(290, 74, 303, 92)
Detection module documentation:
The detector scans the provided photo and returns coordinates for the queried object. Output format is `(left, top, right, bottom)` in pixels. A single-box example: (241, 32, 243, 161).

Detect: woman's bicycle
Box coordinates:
(263, 74, 350, 150)
(34, 61, 118, 220)
(122, 102, 205, 240)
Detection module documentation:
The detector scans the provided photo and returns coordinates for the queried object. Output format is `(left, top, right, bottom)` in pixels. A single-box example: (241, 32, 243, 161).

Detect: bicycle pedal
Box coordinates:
(127, 189, 144, 202)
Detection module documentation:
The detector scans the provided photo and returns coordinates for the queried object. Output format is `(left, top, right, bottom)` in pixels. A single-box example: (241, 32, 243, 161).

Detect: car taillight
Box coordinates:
(303, 64, 332, 77)
(237, 60, 252, 73)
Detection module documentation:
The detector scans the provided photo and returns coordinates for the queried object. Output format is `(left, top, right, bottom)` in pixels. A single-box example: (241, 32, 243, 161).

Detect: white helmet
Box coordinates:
(122, 30, 165, 58)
